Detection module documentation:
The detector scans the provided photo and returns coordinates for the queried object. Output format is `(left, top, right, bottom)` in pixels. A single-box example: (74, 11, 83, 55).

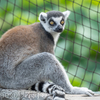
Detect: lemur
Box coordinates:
(0, 11, 94, 100)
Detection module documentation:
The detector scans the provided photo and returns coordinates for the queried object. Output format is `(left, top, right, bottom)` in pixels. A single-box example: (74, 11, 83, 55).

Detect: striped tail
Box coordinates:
(31, 81, 65, 100)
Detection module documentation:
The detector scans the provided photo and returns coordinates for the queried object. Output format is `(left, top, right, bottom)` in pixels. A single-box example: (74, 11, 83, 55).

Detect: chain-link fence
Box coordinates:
(0, 0, 100, 91)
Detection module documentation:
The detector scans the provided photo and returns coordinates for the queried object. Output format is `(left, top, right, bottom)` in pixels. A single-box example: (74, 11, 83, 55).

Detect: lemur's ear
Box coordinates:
(39, 12, 47, 23)
(63, 10, 70, 20)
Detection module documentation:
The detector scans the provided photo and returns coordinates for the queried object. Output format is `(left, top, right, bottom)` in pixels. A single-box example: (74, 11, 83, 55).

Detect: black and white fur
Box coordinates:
(31, 81, 65, 100)
(0, 10, 94, 100)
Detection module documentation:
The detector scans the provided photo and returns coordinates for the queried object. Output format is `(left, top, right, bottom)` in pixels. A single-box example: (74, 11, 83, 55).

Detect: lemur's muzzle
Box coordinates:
(55, 25, 63, 32)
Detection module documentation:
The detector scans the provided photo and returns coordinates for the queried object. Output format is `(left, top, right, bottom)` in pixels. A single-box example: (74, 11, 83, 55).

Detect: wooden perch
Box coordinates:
(0, 89, 100, 100)
(0, 89, 53, 100)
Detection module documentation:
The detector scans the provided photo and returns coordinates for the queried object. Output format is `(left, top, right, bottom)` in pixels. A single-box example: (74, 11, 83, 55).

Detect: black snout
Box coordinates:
(55, 25, 63, 32)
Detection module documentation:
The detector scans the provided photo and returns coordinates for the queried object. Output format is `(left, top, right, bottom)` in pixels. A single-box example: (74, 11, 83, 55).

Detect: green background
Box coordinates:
(0, 0, 100, 91)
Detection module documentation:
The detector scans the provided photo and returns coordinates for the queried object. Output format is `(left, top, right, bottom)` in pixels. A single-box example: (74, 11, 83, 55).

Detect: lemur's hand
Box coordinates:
(70, 87, 94, 96)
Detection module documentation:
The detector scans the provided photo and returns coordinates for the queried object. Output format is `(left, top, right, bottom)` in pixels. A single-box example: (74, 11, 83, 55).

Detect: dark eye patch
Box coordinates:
(49, 19, 56, 26)
(60, 18, 65, 25)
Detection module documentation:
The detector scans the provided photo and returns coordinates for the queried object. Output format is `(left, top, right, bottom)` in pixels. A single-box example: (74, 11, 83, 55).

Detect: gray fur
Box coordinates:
(46, 11, 65, 20)
(0, 11, 94, 97)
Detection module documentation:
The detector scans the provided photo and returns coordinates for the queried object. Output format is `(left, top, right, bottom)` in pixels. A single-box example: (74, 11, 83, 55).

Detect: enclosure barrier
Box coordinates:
(0, 0, 100, 99)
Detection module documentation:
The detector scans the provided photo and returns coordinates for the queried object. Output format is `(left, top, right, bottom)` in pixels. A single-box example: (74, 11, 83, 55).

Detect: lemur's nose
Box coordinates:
(55, 25, 63, 32)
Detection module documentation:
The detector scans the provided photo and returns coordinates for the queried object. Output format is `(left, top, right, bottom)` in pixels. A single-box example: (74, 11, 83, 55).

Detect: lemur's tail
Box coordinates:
(31, 81, 65, 100)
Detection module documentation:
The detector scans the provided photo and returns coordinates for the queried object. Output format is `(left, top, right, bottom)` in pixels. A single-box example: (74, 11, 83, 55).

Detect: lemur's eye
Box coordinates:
(49, 20, 55, 26)
(60, 20, 64, 25)
(50, 21, 54, 25)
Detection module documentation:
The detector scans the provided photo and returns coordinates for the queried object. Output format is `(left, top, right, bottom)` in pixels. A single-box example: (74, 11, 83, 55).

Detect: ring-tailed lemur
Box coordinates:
(0, 11, 94, 100)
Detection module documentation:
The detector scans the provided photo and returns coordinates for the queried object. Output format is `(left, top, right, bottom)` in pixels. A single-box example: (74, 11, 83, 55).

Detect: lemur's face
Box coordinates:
(39, 11, 70, 34)
(47, 16, 65, 33)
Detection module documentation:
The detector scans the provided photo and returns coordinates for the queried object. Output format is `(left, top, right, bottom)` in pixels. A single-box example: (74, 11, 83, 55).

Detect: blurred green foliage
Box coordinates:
(0, 0, 100, 91)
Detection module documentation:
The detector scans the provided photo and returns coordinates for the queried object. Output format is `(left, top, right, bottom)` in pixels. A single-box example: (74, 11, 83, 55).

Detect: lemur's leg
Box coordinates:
(13, 52, 72, 91)
(4, 52, 93, 96)
(31, 81, 65, 100)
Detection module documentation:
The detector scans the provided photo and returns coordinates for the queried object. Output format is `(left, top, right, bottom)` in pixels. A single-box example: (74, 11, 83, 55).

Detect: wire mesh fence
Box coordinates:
(0, 0, 100, 91)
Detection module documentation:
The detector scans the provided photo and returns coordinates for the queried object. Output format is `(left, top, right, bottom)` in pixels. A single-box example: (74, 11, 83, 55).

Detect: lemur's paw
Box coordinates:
(53, 90, 65, 100)
(51, 85, 65, 93)
(71, 87, 94, 96)
(50, 85, 65, 100)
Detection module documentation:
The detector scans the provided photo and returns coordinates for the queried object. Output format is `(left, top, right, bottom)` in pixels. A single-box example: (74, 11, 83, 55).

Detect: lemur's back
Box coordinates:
(0, 22, 54, 76)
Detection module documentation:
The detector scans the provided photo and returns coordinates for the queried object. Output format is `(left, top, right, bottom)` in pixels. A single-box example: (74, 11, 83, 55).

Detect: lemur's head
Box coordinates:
(39, 11, 70, 34)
